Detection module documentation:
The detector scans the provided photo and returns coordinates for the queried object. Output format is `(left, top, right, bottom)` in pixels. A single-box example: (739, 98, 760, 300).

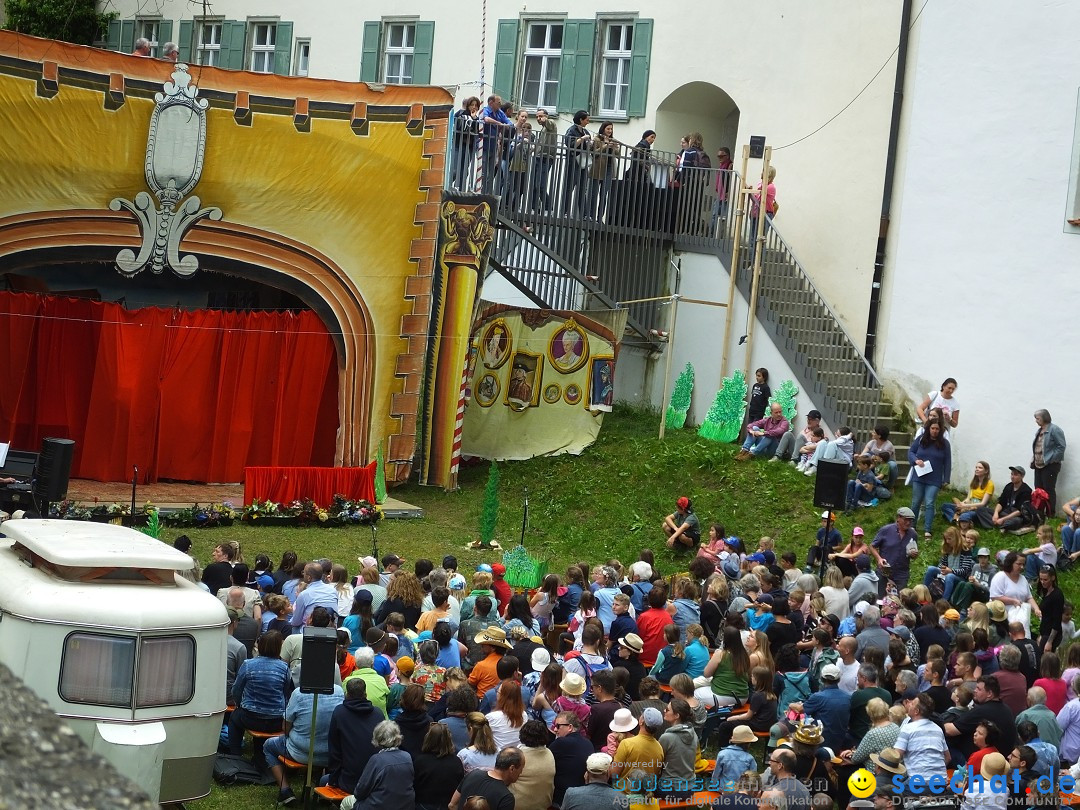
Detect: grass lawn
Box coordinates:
(160, 405, 1067, 808)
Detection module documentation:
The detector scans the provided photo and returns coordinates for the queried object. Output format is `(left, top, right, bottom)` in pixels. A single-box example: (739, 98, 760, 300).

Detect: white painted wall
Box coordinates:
(881, 0, 1080, 500)
(101, 0, 904, 343)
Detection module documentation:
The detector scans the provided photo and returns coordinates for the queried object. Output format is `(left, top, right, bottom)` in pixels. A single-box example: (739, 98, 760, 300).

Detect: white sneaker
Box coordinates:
(767, 456, 779, 463)
(795, 460, 805, 472)
(804, 465, 816, 477)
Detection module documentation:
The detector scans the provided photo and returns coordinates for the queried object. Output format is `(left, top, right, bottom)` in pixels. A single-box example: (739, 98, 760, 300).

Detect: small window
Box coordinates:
(196, 21, 222, 67)
(521, 22, 562, 111)
(599, 22, 633, 118)
(384, 22, 415, 84)
(294, 39, 311, 77)
(136, 636, 195, 708)
(137, 19, 161, 58)
(250, 22, 277, 73)
(60, 633, 135, 707)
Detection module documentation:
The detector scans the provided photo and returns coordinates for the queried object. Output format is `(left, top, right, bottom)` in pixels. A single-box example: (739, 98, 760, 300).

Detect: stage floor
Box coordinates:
(63, 480, 424, 518)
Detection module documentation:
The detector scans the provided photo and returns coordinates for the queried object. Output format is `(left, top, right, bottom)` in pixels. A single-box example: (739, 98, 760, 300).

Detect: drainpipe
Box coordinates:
(864, 0, 913, 366)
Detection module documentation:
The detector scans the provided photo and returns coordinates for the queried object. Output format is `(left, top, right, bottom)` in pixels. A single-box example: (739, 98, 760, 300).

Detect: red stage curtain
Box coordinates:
(0, 291, 338, 484)
(244, 462, 377, 505)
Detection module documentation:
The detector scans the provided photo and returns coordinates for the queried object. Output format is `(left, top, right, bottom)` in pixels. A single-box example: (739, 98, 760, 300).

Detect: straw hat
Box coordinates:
(474, 626, 512, 649)
(730, 725, 757, 745)
(618, 633, 644, 654)
(980, 752, 1010, 779)
(792, 719, 824, 746)
(609, 708, 638, 733)
(560, 672, 586, 696)
(988, 600, 1007, 623)
(869, 748, 907, 775)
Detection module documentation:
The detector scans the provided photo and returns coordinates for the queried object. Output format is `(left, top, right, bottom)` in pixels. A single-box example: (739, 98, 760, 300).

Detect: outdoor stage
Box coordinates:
(63, 480, 424, 519)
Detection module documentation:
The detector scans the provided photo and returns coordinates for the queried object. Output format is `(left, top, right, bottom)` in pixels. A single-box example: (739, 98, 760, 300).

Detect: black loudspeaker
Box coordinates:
(33, 437, 75, 502)
(813, 459, 849, 511)
(299, 626, 338, 694)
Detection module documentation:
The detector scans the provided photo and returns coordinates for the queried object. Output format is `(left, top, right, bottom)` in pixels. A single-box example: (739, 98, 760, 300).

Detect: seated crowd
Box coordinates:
(200, 476, 1080, 810)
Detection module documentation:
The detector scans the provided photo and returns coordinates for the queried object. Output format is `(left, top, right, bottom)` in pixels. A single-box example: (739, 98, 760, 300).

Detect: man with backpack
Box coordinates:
(563, 623, 612, 704)
(1032, 409, 1067, 514)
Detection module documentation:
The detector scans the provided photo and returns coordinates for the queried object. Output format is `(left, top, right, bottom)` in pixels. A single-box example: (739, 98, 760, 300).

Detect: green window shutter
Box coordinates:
(492, 19, 519, 102)
(159, 20, 173, 49)
(627, 19, 653, 118)
(412, 21, 434, 84)
(273, 21, 293, 75)
(107, 19, 121, 51)
(177, 20, 193, 63)
(557, 19, 595, 114)
(220, 20, 246, 70)
(120, 20, 136, 54)
(361, 22, 381, 82)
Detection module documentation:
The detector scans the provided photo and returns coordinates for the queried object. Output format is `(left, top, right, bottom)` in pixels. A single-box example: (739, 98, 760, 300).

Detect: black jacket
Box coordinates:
(326, 697, 385, 793)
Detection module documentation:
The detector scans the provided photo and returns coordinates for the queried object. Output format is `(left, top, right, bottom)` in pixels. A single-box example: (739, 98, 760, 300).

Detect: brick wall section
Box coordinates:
(387, 110, 448, 483)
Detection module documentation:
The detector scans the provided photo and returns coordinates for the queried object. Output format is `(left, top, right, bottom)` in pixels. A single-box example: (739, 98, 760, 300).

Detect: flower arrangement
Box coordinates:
(50, 499, 93, 520)
(241, 499, 281, 522)
(165, 502, 236, 528)
(47, 496, 379, 528)
(327, 494, 380, 525)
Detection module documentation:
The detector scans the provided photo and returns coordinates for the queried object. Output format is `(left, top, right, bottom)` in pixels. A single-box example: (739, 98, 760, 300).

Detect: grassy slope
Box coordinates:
(161, 405, 1066, 809)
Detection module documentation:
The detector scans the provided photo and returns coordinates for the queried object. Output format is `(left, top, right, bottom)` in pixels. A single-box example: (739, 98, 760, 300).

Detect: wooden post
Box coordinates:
(720, 144, 751, 382)
(742, 146, 772, 392)
(657, 294, 680, 440)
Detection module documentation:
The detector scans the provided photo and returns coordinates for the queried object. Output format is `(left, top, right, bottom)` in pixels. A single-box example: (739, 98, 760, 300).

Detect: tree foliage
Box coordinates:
(698, 369, 747, 442)
(4, 0, 111, 46)
(479, 460, 500, 545)
(769, 380, 800, 425)
(665, 363, 695, 430)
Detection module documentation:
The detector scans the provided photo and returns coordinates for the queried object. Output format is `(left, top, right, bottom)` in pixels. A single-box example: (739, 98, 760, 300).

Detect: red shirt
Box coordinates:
(636, 608, 674, 667)
(1034, 676, 1068, 713)
(493, 578, 512, 616)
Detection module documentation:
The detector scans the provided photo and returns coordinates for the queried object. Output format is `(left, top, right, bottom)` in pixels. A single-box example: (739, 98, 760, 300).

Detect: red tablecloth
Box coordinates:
(243, 463, 377, 506)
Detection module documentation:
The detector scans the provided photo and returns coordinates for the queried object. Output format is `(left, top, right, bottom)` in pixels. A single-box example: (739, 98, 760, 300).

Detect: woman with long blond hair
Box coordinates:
(375, 570, 425, 629)
(746, 629, 774, 672)
(457, 712, 497, 772)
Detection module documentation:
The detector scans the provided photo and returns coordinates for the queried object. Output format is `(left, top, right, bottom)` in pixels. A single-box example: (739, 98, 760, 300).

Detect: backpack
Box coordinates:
(809, 648, 839, 691)
(776, 670, 811, 721)
(563, 650, 612, 703)
(1028, 489, 1052, 526)
(212, 754, 275, 786)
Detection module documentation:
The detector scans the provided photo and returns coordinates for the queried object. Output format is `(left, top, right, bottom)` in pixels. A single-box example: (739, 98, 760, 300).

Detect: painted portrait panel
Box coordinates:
(481, 319, 511, 370)
(505, 350, 543, 410)
(588, 356, 615, 411)
(548, 321, 588, 374)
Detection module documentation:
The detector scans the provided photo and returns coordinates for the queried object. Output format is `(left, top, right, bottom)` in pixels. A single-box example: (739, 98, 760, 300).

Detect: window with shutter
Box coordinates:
(520, 21, 562, 111)
(195, 20, 223, 66)
(626, 19, 653, 118)
(598, 22, 633, 118)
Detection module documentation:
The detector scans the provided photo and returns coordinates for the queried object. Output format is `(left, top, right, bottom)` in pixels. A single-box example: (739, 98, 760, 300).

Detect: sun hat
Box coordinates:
(396, 656, 415, 676)
(943, 609, 961, 621)
(609, 708, 638, 733)
(474, 626, 512, 649)
(365, 627, 387, 652)
(869, 748, 907, 775)
(358, 555, 378, 569)
(586, 752, 614, 775)
(988, 600, 1007, 622)
(531, 648, 552, 671)
(853, 526, 865, 537)
(980, 752, 1010, 779)
(819, 664, 841, 682)
(618, 633, 644, 654)
(792, 719, 824, 745)
(560, 672, 586, 696)
(730, 725, 757, 745)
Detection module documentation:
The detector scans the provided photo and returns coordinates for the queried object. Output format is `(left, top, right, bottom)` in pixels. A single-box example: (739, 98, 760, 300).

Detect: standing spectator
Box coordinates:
(160, 42, 179, 61)
(478, 95, 512, 194)
(490, 564, 512, 616)
(506, 122, 535, 213)
(909, 418, 952, 539)
(711, 146, 735, 233)
(736, 401, 789, 461)
(132, 37, 151, 56)
(748, 166, 777, 264)
(1032, 409, 1067, 513)
(561, 110, 592, 217)
(746, 368, 772, 423)
(916, 378, 961, 429)
(1056, 676, 1080, 765)
(532, 108, 558, 211)
(587, 122, 619, 221)
(986, 466, 1033, 533)
(451, 98, 481, 191)
(870, 507, 920, 590)
(1036, 565, 1065, 653)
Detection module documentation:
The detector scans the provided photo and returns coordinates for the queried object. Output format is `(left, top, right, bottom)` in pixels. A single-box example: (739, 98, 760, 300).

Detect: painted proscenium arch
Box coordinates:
(0, 208, 374, 468)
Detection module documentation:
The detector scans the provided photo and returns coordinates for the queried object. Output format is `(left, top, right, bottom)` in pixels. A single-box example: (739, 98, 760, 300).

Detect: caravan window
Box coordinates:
(60, 633, 135, 707)
(60, 632, 195, 708)
(136, 635, 195, 707)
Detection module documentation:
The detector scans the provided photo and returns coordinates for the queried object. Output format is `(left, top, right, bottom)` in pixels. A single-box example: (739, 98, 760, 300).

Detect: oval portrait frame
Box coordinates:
(563, 383, 582, 405)
(475, 373, 501, 407)
(548, 320, 589, 374)
(543, 383, 562, 404)
(480, 319, 512, 370)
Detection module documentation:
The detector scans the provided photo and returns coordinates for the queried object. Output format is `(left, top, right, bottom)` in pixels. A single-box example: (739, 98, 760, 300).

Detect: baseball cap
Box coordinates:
(895, 507, 915, 519)
(887, 625, 911, 640)
(977, 547, 990, 557)
(491, 563, 506, 576)
(820, 664, 841, 682)
(854, 600, 870, 617)
(762, 550, 776, 565)
(754, 593, 774, 605)
(747, 552, 766, 564)
(944, 609, 961, 621)
(354, 589, 374, 603)
(531, 648, 551, 671)
(1009, 465, 1026, 476)
(477, 563, 493, 573)
(901, 687, 920, 701)
(852, 526, 865, 537)
(641, 707, 664, 730)
(586, 752, 614, 775)
(820, 511, 836, 520)
(256, 574, 275, 590)
(677, 496, 690, 510)
(855, 554, 871, 571)
(396, 656, 416, 676)
(807, 410, 822, 419)
(448, 573, 467, 590)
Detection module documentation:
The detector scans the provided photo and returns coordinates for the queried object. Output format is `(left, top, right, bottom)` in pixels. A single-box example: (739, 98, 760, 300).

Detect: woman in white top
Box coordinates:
(989, 552, 1043, 635)
(917, 377, 960, 429)
(818, 565, 850, 620)
(457, 712, 498, 772)
(485, 680, 528, 749)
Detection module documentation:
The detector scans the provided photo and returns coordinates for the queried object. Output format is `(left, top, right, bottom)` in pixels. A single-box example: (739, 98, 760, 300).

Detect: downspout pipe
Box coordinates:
(864, 0, 913, 366)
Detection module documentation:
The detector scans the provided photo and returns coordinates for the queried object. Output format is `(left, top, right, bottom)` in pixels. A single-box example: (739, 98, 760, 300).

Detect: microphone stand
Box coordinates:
(370, 523, 379, 563)
(130, 465, 138, 523)
(519, 486, 528, 546)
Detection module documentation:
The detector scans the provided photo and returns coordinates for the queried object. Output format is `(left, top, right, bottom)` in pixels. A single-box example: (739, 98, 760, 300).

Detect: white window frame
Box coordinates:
(383, 22, 416, 85)
(598, 21, 633, 118)
(520, 21, 563, 112)
(195, 19, 223, 67)
(249, 21, 277, 73)
(136, 18, 161, 58)
(294, 39, 311, 77)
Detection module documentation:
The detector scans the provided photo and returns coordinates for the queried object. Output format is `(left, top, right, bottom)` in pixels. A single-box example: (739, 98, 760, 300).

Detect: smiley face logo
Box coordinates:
(848, 768, 877, 798)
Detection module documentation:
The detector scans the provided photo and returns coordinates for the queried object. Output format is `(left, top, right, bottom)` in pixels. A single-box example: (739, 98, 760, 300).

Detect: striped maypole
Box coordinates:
(474, 0, 487, 193)
(449, 346, 474, 488)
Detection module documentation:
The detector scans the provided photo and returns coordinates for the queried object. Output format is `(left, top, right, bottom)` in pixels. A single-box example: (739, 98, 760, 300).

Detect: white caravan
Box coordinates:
(0, 519, 228, 804)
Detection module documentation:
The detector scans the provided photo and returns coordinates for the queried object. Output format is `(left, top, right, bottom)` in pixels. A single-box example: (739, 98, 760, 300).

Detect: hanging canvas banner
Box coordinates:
(461, 304, 627, 461)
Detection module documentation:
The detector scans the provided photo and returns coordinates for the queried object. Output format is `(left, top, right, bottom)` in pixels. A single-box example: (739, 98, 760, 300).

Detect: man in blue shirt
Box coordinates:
(790, 664, 851, 752)
(479, 94, 511, 194)
(291, 562, 340, 626)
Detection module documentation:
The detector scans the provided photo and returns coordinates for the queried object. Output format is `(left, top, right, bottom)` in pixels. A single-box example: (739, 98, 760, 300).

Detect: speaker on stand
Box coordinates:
(812, 459, 850, 580)
(33, 437, 75, 516)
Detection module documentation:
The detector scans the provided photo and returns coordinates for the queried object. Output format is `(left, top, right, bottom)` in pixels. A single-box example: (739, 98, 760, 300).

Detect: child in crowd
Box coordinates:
(745, 594, 775, 632)
(779, 551, 801, 591)
(609, 593, 638, 651)
(1062, 603, 1080, 648)
(845, 455, 879, 513)
(553, 672, 591, 733)
(649, 624, 687, 684)
(683, 624, 710, 678)
(1022, 524, 1059, 579)
(804, 425, 854, 477)
(794, 426, 826, 473)
(872, 452, 894, 499)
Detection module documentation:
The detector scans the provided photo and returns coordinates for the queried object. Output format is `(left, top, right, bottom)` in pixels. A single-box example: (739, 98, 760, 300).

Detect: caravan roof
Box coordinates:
(2, 519, 194, 570)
